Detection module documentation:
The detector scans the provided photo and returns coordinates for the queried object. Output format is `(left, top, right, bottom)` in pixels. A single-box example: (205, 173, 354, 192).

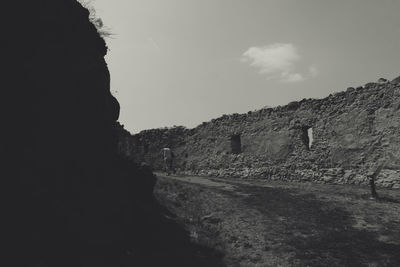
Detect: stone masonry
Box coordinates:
(119, 77, 400, 188)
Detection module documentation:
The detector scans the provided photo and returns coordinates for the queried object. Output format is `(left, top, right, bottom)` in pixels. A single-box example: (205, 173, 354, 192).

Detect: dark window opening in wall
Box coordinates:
(301, 127, 313, 150)
(143, 143, 149, 154)
(230, 134, 242, 154)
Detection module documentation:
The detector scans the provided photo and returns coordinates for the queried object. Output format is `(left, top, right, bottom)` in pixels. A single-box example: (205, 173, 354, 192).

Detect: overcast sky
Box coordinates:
(89, 0, 400, 133)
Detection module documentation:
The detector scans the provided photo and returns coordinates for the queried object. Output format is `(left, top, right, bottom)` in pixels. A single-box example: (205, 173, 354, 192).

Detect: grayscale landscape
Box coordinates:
(3, 0, 400, 266)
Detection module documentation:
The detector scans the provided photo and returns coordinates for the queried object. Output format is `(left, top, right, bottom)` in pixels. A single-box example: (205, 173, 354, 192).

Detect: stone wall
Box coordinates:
(122, 78, 400, 189)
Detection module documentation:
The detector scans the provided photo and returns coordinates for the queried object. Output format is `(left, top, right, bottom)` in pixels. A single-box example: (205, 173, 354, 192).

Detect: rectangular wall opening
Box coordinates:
(230, 134, 242, 154)
(301, 126, 313, 150)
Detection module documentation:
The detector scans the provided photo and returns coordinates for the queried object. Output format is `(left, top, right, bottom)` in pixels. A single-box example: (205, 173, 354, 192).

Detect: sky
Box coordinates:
(88, 0, 400, 133)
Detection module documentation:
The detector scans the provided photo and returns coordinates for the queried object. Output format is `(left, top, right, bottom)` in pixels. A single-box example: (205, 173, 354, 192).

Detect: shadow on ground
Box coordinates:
(238, 185, 400, 266)
(375, 196, 400, 204)
(1, 1, 225, 265)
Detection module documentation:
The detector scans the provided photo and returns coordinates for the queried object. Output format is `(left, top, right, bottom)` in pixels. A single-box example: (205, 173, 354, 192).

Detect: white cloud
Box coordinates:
(281, 72, 306, 83)
(242, 43, 318, 83)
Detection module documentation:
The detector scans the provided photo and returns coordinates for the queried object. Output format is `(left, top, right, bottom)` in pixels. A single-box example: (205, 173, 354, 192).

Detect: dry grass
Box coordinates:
(155, 175, 400, 266)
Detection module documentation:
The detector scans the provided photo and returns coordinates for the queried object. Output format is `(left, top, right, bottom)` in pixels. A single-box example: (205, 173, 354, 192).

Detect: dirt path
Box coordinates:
(155, 173, 237, 192)
(155, 173, 400, 267)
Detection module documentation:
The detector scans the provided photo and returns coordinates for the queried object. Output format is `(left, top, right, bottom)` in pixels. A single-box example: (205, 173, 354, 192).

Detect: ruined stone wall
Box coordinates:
(118, 125, 191, 170)
(126, 79, 400, 188)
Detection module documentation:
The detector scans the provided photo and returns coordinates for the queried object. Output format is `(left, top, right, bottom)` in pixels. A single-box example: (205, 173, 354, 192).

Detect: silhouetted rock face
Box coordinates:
(0, 1, 163, 266)
(1, 2, 225, 266)
(127, 78, 400, 189)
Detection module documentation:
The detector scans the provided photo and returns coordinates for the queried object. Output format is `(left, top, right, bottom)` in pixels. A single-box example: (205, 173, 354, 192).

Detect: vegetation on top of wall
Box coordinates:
(78, 0, 113, 38)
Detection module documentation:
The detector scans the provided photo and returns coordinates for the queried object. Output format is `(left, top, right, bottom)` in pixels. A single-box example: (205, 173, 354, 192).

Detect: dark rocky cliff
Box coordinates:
(125, 78, 400, 189)
(1, 1, 222, 266)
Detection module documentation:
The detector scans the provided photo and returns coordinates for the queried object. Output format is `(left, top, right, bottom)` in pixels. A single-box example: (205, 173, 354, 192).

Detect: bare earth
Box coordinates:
(154, 173, 400, 267)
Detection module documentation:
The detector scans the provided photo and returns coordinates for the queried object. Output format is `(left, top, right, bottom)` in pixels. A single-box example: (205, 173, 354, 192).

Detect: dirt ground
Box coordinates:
(154, 173, 400, 267)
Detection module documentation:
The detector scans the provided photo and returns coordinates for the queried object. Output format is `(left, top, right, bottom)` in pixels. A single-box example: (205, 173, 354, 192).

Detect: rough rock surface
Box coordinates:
(1, 1, 222, 266)
(122, 77, 400, 189)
